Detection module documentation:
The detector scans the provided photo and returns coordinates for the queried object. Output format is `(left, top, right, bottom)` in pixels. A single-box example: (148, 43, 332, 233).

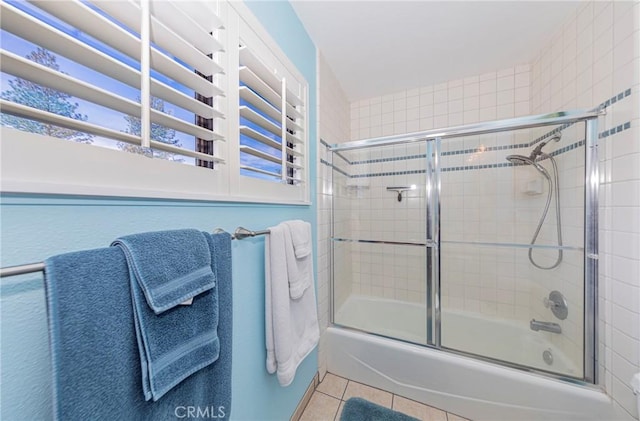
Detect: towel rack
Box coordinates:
(0, 226, 271, 278)
(231, 226, 270, 240)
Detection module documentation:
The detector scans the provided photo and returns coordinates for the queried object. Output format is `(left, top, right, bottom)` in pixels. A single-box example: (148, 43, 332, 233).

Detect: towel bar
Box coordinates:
(232, 227, 270, 240)
(0, 226, 271, 278)
(0, 262, 46, 278)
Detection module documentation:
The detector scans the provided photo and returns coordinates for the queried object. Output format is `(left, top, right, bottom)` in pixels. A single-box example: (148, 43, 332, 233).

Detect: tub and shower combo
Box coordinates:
(324, 110, 616, 420)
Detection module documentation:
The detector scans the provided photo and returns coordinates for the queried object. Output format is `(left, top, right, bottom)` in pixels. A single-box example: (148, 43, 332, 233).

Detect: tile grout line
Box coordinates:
(314, 389, 341, 401)
(309, 374, 471, 421)
(321, 135, 601, 177)
(340, 379, 349, 401)
(344, 87, 632, 161)
(330, 396, 339, 421)
(320, 89, 633, 180)
(335, 378, 348, 421)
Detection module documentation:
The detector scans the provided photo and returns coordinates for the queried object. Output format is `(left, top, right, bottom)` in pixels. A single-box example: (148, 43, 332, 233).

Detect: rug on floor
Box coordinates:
(340, 397, 419, 421)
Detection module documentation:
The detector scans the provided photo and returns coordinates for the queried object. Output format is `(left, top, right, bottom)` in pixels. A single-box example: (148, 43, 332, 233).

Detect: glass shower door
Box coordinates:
(436, 125, 587, 379)
(331, 142, 428, 345)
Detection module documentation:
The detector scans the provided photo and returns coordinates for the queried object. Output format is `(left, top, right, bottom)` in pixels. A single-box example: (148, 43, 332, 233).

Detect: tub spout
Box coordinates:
(530, 319, 562, 334)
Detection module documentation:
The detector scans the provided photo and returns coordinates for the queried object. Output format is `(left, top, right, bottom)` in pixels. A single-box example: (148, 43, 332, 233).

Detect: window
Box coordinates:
(1, 0, 225, 163)
(239, 43, 305, 185)
(0, 0, 310, 204)
(234, 14, 309, 203)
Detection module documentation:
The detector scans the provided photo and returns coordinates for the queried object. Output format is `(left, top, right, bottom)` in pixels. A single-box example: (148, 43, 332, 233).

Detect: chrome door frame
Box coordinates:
(329, 109, 601, 384)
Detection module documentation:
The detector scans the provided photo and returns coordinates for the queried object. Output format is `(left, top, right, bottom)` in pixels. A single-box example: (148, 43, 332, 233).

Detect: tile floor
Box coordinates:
(300, 373, 472, 421)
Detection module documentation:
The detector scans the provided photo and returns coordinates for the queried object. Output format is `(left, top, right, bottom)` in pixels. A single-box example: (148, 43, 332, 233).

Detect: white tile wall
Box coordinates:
(317, 0, 639, 416)
(331, 164, 354, 311)
(349, 66, 536, 339)
(530, 1, 640, 418)
(344, 7, 639, 414)
(435, 125, 587, 373)
(346, 65, 590, 372)
(317, 52, 350, 379)
(333, 143, 427, 305)
(351, 66, 531, 141)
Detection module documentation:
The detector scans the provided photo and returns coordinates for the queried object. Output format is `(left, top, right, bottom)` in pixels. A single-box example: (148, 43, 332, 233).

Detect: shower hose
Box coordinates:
(528, 153, 563, 270)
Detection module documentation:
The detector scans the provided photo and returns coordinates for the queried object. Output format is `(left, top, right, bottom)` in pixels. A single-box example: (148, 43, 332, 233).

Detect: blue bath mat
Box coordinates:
(340, 397, 419, 421)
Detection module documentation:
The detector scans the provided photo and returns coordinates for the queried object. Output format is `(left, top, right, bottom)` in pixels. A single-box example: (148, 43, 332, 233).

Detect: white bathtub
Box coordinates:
(335, 295, 427, 343)
(335, 295, 577, 376)
(441, 310, 579, 377)
(328, 295, 617, 421)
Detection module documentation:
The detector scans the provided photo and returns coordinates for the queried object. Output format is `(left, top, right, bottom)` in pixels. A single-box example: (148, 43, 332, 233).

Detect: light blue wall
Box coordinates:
(0, 2, 318, 420)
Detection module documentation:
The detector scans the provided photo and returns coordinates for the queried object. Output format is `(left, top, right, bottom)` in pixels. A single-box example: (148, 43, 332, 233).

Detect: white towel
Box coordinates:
(265, 223, 319, 387)
(283, 220, 312, 299)
(285, 220, 312, 259)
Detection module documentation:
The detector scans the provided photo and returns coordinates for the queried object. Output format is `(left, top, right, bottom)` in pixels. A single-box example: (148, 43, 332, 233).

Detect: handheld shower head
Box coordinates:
(530, 135, 561, 160)
(507, 134, 564, 270)
(506, 154, 549, 176)
(505, 154, 533, 166)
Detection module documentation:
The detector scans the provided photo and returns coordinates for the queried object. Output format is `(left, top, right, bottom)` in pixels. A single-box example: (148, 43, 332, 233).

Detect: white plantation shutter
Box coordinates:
(1, 0, 310, 203)
(0, 0, 225, 163)
(237, 28, 306, 189)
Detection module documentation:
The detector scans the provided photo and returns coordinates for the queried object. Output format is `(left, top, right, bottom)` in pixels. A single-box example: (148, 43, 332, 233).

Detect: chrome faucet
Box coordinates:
(530, 319, 562, 334)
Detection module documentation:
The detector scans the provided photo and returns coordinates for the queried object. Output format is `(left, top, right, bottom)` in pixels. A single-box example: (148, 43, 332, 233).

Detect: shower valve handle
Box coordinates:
(543, 297, 558, 308)
(543, 290, 569, 320)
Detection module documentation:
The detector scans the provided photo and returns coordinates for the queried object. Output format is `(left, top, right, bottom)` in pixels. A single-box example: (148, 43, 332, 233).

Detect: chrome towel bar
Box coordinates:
(0, 226, 271, 278)
(0, 262, 46, 278)
(231, 227, 270, 240)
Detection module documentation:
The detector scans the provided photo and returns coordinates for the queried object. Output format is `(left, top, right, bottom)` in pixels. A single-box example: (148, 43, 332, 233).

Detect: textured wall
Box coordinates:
(0, 199, 318, 420)
(0, 1, 319, 420)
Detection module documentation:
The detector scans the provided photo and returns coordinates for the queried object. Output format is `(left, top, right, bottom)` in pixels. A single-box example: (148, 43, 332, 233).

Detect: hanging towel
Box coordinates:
(44, 231, 233, 420)
(283, 220, 313, 299)
(285, 220, 312, 259)
(112, 229, 216, 313)
(265, 222, 319, 386)
(112, 229, 219, 401)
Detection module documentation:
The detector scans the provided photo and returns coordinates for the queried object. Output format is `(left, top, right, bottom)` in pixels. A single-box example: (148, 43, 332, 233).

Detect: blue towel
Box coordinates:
(45, 231, 233, 420)
(112, 230, 220, 401)
(112, 229, 216, 313)
(112, 229, 220, 401)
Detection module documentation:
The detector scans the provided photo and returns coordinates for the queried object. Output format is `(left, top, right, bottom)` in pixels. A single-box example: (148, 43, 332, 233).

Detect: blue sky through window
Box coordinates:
(2, 1, 291, 176)
(1, 1, 205, 165)
(238, 78, 289, 181)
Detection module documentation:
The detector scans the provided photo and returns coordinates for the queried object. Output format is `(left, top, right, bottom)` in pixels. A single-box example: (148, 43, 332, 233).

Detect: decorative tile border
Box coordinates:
(334, 151, 352, 166)
(441, 162, 514, 172)
(549, 139, 585, 156)
(321, 158, 349, 178)
(322, 135, 605, 178)
(527, 88, 631, 146)
(319, 89, 633, 178)
(351, 154, 425, 165)
(528, 123, 570, 146)
(442, 143, 529, 156)
(352, 169, 426, 178)
(602, 88, 632, 108)
(600, 121, 631, 139)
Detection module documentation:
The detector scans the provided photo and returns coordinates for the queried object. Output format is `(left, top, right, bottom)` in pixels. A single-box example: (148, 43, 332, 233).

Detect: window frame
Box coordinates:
(230, 2, 310, 204)
(0, 0, 311, 205)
